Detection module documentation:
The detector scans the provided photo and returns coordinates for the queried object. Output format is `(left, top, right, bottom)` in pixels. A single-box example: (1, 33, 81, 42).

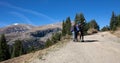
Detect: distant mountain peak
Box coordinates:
(13, 23, 19, 25)
(0, 23, 35, 34)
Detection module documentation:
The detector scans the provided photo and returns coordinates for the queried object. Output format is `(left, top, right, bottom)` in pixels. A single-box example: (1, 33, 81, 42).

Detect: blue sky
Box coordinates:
(0, 0, 120, 28)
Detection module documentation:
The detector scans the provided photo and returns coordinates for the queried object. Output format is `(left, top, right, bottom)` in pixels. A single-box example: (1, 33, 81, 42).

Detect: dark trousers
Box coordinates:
(74, 31, 78, 41)
(80, 31, 84, 41)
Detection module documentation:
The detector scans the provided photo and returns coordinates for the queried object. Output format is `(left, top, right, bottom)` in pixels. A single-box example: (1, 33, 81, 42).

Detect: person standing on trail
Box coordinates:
(78, 22, 84, 42)
(71, 23, 78, 42)
(71, 24, 75, 41)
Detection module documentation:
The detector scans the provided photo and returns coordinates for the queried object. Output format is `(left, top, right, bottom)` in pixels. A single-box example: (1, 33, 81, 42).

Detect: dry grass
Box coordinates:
(111, 28, 120, 38)
(0, 37, 70, 63)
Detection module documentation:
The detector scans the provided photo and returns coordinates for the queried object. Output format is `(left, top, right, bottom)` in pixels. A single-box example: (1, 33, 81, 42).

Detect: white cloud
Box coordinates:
(0, 1, 56, 22)
(9, 11, 34, 25)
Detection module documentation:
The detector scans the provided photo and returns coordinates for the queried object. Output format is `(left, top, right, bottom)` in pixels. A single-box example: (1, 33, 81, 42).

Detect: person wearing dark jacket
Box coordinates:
(71, 23, 78, 42)
(78, 22, 84, 42)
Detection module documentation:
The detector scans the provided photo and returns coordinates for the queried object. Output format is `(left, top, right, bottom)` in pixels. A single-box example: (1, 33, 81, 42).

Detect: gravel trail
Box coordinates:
(30, 32, 120, 63)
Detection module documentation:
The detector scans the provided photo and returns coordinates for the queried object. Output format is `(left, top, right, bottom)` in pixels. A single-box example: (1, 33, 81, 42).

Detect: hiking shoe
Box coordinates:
(81, 40, 84, 42)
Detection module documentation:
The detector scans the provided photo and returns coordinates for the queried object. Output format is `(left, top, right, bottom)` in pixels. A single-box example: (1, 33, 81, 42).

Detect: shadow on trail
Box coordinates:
(83, 40, 98, 42)
(73, 40, 99, 43)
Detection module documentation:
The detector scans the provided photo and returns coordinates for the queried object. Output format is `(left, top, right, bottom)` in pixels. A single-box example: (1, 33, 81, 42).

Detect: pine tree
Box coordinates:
(75, 13, 80, 24)
(117, 15, 120, 27)
(75, 13, 85, 24)
(101, 25, 110, 31)
(11, 40, 23, 58)
(79, 13, 86, 23)
(84, 22, 90, 35)
(55, 33, 62, 41)
(26, 46, 35, 53)
(62, 20, 66, 36)
(89, 19, 99, 31)
(45, 39, 52, 48)
(51, 33, 58, 44)
(110, 12, 117, 31)
(0, 34, 10, 62)
(65, 17, 72, 35)
(75, 13, 88, 34)
(11, 46, 15, 58)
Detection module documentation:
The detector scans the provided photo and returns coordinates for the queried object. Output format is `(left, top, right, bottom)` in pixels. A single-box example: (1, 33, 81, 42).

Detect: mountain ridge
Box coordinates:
(0, 23, 62, 59)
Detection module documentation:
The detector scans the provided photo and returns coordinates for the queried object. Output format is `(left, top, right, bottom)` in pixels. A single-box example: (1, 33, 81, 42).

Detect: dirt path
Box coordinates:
(30, 32, 120, 63)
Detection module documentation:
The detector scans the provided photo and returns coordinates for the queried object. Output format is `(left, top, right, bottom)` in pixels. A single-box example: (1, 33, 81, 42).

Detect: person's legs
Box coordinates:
(75, 31, 78, 42)
(81, 32, 84, 42)
(79, 32, 81, 41)
(72, 31, 75, 41)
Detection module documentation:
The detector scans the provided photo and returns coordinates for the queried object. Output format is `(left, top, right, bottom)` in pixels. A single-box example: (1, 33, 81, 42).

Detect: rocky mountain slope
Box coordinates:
(0, 24, 34, 34)
(0, 23, 62, 53)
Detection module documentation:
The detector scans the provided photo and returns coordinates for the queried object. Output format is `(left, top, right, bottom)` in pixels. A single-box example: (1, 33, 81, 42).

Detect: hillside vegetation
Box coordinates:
(101, 12, 120, 31)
